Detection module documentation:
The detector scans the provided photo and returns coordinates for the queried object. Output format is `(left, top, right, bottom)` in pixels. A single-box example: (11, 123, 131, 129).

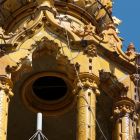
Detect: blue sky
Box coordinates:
(113, 0, 140, 52)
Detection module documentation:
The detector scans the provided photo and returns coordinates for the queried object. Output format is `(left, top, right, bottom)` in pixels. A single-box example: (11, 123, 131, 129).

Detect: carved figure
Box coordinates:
(125, 42, 136, 57)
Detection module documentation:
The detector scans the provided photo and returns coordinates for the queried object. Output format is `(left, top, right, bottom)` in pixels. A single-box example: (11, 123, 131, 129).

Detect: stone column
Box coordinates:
(112, 100, 137, 140)
(0, 76, 13, 140)
(74, 75, 100, 140)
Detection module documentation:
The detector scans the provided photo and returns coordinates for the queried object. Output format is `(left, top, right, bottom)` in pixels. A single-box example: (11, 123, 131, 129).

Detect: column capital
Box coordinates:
(113, 100, 135, 118)
(0, 76, 13, 97)
(112, 99, 138, 140)
(73, 73, 100, 96)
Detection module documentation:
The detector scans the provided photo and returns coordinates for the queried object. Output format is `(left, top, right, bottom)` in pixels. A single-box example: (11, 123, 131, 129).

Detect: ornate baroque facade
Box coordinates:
(0, 0, 140, 140)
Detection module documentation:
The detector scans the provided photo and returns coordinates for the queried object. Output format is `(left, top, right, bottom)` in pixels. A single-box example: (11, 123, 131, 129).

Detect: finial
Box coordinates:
(125, 42, 136, 58)
(127, 42, 135, 51)
(112, 16, 122, 26)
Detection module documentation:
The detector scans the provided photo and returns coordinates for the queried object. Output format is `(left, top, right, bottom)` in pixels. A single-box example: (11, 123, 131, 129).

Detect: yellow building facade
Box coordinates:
(0, 0, 139, 140)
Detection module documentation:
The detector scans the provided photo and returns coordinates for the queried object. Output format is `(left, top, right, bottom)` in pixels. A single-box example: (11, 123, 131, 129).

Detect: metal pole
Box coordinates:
(37, 113, 42, 140)
(29, 112, 48, 140)
(37, 113, 43, 131)
(38, 134, 41, 140)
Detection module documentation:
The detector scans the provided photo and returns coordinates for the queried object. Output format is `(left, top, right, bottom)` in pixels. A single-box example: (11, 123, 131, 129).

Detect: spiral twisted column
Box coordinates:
(0, 76, 13, 140)
(112, 100, 137, 140)
(74, 74, 100, 140)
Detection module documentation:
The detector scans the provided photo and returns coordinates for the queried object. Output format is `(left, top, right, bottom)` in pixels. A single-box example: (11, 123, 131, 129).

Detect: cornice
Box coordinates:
(0, 0, 113, 32)
(54, 1, 113, 33)
(99, 70, 130, 99)
(71, 39, 136, 74)
(97, 43, 136, 74)
(9, 10, 44, 47)
(54, 1, 98, 26)
(0, 1, 36, 26)
(4, 8, 77, 52)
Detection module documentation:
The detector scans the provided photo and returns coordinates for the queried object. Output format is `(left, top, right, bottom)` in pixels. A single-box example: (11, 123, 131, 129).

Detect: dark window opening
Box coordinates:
(32, 76, 67, 101)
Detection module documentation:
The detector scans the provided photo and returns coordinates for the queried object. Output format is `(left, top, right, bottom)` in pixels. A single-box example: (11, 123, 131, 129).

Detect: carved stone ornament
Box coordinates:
(84, 44, 97, 57)
(0, 27, 16, 57)
(32, 36, 61, 59)
(11, 37, 76, 116)
(125, 43, 136, 59)
(113, 100, 135, 118)
(99, 70, 130, 98)
(11, 35, 76, 85)
(0, 27, 16, 40)
(72, 23, 95, 39)
(0, 44, 13, 57)
(0, 76, 13, 97)
(112, 16, 122, 26)
(74, 73, 100, 96)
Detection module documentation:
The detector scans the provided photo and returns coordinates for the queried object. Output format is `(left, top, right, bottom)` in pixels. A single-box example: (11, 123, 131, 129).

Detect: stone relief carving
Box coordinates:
(72, 23, 95, 39)
(84, 44, 97, 57)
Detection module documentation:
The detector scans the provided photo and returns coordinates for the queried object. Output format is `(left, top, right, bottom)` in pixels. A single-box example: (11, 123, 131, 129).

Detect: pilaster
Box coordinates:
(0, 76, 13, 140)
(112, 99, 137, 140)
(74, 74, 100, 140)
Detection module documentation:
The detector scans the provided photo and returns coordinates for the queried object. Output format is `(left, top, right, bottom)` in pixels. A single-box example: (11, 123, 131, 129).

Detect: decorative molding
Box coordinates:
(0, 27, 16, 40)
(32, 36, 61, 59)
(0, 44, 13, 57)
(0, 1, 37, 28)
(7, 9, 75, 52)
(112, 99, 138, 140)
(0, 28, 16, 57)
(72, 23, 95, 39)
(0, 76, 13, 97)
(32, 36, 76, 78)
(0, 0, 134, 67)
(11, 36, 76, 84)
(9, 11, 44, 48)
(99, 70, 129, 98)
(113, 100, 136, 119)
(74, 73, 100, 95)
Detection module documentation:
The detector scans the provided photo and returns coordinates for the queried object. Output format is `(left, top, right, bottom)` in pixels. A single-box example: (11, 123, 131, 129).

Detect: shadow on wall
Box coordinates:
(7, 90, 76, 140)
